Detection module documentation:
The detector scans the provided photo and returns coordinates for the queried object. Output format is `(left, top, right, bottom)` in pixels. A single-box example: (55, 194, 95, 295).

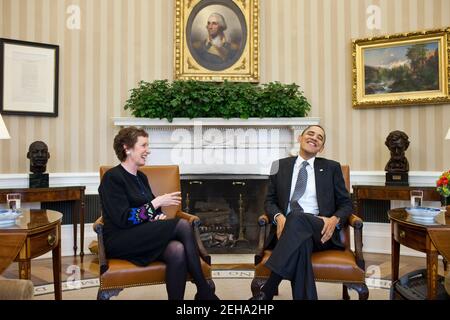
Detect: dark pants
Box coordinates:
(265, 211, 341, 300)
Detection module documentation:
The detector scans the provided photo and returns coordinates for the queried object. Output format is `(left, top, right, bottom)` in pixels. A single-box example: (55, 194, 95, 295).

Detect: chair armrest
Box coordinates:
(348, 214, 363, 229)
(348, 214, 365, 270)
(0, 279, 34, 300)
(93, 217, 109, 275)
(257, 214, 269, 226)
(176, 210, 200, 224)
(192, 220, 211, 265)
(255, 213, 270, 265)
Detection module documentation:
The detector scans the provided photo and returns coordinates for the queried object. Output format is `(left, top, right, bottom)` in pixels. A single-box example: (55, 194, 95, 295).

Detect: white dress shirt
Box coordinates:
(286, 156, 319, 215)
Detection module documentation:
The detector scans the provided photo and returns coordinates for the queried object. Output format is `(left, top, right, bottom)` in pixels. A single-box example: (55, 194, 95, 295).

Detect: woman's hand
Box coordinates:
(151, 191, 182, 209)
(153, 213, 167, 221)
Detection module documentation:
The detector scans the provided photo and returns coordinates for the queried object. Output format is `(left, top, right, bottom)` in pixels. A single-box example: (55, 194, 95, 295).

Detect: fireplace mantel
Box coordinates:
(113, 117, 320, 174)
(113, 117, 320, 128)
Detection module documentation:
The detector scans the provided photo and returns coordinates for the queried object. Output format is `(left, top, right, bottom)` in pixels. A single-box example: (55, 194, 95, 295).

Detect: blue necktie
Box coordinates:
(290, 161, 309, 212)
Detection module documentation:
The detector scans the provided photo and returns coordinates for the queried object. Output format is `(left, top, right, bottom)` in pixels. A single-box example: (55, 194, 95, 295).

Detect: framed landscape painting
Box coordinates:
(174, 0, 259, 82)
(352, 28, 450, 108)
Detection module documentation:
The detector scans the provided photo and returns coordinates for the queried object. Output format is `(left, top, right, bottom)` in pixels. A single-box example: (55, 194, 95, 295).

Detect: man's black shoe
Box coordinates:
(194, 292, 220, 300)
(249, 292, 269, 300)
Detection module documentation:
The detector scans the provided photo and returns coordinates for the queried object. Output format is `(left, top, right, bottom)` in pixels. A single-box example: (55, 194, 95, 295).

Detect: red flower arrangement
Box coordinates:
(436, 170, 450, 206)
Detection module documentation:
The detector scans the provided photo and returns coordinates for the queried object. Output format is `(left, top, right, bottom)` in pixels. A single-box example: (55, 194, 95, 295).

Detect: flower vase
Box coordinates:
(442, 196, 450, 215)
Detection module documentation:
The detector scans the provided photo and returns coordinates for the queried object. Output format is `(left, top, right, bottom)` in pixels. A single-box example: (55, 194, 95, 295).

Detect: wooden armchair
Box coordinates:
(94, 165, 214, 300)
(251, 165, 369, 300)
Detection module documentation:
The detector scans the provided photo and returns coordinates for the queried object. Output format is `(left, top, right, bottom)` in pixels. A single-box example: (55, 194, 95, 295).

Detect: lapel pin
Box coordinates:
(320, 169, 324, 172)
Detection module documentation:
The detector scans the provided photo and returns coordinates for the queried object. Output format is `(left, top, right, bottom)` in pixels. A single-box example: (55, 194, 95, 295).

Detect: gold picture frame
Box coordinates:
(352, 28, 450, 108)
(174, 0, 259, 82)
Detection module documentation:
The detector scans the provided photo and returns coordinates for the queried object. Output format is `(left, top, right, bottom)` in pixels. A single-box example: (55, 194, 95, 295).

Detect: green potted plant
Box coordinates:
(124, 80, 311, 122)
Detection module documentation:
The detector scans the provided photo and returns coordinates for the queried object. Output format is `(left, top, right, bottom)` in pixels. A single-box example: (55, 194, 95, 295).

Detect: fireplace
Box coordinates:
(181, 174, 268, 253)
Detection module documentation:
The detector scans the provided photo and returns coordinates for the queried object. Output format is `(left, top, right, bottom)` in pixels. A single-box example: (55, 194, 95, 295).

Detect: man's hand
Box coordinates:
(318, 216, 340, 243)
(275, 214, 286, 239)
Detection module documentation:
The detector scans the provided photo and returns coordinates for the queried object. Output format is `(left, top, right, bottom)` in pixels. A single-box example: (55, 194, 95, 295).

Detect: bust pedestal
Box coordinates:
(385, 172, 409, 186)
(29, 173, 49, 188)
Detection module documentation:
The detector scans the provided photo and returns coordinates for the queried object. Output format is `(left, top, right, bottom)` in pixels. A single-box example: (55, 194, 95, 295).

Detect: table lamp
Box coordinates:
(0, 114, 10, 140)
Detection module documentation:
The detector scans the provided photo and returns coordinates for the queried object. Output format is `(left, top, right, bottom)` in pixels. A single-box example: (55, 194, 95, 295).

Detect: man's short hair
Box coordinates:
(207, 13, 227, 31)
(301, 125, 326, 144)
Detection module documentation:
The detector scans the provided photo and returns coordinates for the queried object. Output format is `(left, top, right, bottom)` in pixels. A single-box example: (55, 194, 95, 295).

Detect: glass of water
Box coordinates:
(6, 193, 21, 211)
(410, 190, 423, 207)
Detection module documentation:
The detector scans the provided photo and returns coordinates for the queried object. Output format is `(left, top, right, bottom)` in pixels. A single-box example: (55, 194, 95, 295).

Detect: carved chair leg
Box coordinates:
(97, 288, 123, 300)
(342, 284, 350, 300)
(344, 283, 369, 300)
(251, 278, 267, 297)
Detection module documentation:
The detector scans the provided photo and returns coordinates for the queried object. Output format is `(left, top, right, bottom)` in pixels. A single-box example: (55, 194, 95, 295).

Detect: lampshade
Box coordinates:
(0, 114, 10, 139)
(446, 127, 450, 140)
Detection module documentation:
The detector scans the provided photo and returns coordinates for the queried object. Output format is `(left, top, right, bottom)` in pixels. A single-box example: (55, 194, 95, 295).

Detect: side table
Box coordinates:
(389, 208, 450, 299)
(0, 209, 63, 300)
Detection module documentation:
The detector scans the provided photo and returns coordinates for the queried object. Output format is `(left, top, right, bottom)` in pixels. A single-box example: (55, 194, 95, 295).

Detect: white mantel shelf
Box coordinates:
(113, 117, 320, 127)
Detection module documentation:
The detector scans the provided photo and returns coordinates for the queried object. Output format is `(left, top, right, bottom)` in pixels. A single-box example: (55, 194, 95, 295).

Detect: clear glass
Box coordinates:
(410, 190, 423, 207)
(6, 193, 21, 210)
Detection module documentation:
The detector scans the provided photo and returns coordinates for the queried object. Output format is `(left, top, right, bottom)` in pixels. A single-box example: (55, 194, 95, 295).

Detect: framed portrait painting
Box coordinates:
(174, 0, 259, 82)
(352, 28, 450, 108)
(0, 38, 59, 117)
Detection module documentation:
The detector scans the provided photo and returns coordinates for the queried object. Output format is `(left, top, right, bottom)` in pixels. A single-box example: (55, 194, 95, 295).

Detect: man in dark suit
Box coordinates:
(251, 125, 352, 300)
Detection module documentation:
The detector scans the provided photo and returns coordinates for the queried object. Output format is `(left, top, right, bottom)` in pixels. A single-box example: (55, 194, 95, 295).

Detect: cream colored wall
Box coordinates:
(0, 0, 449, 174)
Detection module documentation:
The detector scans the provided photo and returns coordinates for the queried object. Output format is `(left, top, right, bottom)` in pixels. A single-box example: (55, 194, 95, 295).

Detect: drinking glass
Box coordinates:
(410, 190, 423, 207)
(6, 193, 21, 210)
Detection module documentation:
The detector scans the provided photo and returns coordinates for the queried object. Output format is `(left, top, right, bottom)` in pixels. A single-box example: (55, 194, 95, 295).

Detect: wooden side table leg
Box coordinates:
(18, 260, 31, 280)
(73, 200, 78, 257)
(391, 224, 400, 282)
(80, 191, 85, 259)
(53, 225, 62, 300)
(426, 250, 438, 300)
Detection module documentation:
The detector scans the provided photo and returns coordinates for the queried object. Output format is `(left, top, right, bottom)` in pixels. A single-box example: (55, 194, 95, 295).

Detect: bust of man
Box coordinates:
(27, 141, 50, 174)
(384, 131, 410, 173)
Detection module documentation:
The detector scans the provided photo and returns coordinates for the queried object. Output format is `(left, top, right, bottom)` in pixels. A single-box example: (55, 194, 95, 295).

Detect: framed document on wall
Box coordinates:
(174, 0, 259, 82)
(0, 38, 59, 117)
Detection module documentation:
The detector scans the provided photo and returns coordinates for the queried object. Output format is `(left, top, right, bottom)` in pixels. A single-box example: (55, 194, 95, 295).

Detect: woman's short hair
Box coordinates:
(113, 126, 148, 161)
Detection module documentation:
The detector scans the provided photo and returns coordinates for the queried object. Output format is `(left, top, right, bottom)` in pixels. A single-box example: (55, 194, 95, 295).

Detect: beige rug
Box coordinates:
(34, 271, 390, 300)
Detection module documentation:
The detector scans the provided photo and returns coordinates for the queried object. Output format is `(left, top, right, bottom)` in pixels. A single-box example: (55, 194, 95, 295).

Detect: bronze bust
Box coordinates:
(384, 131, 410, 173)
(27, 141, 50, 174)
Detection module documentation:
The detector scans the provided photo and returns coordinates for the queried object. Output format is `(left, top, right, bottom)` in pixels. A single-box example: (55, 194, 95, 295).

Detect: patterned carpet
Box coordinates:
(6, 253, 436, 300)
(33, 269, 390, 300)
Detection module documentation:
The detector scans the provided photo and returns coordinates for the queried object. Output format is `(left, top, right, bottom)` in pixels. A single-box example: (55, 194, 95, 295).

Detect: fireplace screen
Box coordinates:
(181, 176, 268, 253)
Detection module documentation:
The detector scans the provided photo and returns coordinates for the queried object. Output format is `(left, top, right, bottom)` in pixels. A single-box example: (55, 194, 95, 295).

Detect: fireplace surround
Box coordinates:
(114, 117, 319, 252)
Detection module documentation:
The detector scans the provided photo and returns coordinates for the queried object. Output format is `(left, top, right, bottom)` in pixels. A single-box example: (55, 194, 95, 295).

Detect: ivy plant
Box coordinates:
(124, 80, 311, 122)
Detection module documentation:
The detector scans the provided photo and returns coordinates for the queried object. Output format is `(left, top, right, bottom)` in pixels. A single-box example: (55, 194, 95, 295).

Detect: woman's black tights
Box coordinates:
(159, 219, 211, 300)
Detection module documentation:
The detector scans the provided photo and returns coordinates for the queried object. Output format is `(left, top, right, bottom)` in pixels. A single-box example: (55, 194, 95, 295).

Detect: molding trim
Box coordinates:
(0, 171, 440, 195)
(0, 173, 100, 194)
(112, 117, 321, 127)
